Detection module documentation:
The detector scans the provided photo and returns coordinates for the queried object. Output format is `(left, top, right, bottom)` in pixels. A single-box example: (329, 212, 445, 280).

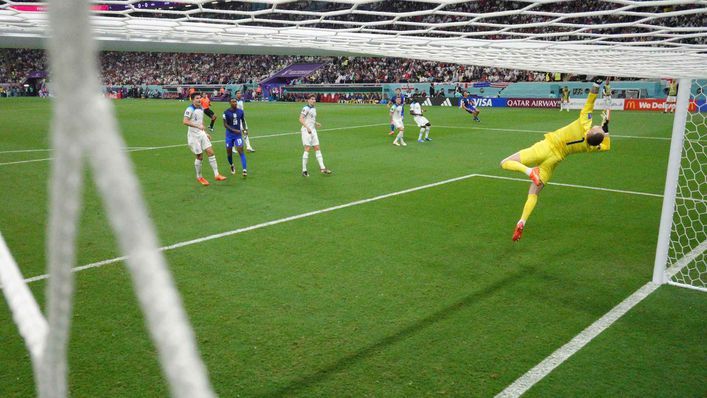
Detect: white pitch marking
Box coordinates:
(0, 123, 390, 166)
(18, 173, 478, 285)
(435, 125, 671, 141)
(495, 281, 660, 398)
(475, 173, 707, 203)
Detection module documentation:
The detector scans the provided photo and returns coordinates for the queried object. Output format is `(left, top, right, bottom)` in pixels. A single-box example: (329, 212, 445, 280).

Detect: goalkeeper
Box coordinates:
(500, 78, 612, 241)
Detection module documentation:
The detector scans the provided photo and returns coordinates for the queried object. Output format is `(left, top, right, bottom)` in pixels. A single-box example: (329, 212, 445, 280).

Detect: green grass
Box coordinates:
(0, 98, 704, 397)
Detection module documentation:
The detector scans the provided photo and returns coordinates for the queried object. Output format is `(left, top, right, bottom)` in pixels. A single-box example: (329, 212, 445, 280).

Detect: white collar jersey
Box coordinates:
(236, 99, 245, 111)
(410, 102, 422, 116)
(184, 105, 204, 135)
(390, 103, 404, 121)
(301, 105, 317, 128)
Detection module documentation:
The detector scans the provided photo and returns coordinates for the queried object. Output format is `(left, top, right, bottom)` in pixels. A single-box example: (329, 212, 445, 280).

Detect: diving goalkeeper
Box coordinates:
(500, 78, 612, 241)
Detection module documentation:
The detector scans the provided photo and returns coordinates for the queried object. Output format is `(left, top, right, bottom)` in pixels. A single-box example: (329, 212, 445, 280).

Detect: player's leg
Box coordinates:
(501, 145, 541, 186)
(398, 126, 406, 146)
(189, 136, 208, 185)
(312, 133, 331, 174)
(513, 182, 544, 241)
(512, 155, 558, 240)
(424, 122, 431, 141)
(204, 143, 226, 181)
(243, 120, 255, 152)
(473, 108, 481, 122)
(302, 145, 310, 176)
(418, 122, 425, 142)
(194, 153, 207, 185)
(235, 139, 247, 177)
(301, 128, 311, 176)
(226, 142, 235, 175)
(209, 111, 216, 131)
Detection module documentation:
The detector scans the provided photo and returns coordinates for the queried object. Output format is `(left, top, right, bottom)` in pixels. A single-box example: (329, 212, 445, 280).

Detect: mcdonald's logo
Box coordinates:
(625, 100, 637, 110)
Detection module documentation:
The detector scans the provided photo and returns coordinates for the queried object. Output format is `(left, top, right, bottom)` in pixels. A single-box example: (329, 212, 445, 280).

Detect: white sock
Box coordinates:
(302, 151, 309, 171)
(524, 168, 532, 176)
(418, 128, 424, 140)
(425, 126, 430, 138)
(208, 155, 219, 176)
(245, 135, 253, 150)
(194, 159, 202, 178)
(315, 150, 325, 169)
(396, 131, 404, 141)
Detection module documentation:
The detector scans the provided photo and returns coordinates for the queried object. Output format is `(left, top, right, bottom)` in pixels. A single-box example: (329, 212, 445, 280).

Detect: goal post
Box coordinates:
(652, 79, 706, 292)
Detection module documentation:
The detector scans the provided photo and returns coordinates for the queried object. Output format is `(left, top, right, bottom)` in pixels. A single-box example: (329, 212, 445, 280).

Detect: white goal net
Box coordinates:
(653, 79, 707, 292)
(0, 0, 706, 78)
(0, 1, 706, 397)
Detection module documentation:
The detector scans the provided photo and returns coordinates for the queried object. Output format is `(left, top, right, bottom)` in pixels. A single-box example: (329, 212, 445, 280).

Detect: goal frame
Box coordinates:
(651, 78, 706, 292)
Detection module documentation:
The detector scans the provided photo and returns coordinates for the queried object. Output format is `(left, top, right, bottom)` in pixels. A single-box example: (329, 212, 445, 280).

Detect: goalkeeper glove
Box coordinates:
(601, 111, 610, 133)
(590, 76, 606, 86)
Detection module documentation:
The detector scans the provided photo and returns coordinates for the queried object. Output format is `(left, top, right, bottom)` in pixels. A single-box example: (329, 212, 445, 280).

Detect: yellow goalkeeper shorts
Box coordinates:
(519, 139, 562, 183)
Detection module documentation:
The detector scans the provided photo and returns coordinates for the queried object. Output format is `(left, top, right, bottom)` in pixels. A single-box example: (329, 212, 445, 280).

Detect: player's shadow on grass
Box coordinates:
(260, 263, 533, 398)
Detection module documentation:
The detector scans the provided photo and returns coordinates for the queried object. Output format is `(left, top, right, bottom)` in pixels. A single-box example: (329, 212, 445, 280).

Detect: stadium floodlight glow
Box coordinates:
(0, 0, 705, 78)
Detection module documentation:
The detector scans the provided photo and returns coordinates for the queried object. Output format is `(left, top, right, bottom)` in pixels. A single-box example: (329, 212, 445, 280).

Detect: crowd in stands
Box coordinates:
(0, 48, 550, 88)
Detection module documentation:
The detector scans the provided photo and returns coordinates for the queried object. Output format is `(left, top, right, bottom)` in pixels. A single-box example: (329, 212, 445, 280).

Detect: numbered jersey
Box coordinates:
(409, 102, 423, 116)
(223, 108, 245, 133)
(390, 104, 404, 122)
(301, 105, 317, 129)
(184, 105, 204, 136)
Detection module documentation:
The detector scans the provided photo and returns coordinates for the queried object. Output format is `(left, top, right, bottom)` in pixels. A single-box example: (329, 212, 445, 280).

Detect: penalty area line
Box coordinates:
(475, 174, 707, 203)
(18, 173, 478, 285)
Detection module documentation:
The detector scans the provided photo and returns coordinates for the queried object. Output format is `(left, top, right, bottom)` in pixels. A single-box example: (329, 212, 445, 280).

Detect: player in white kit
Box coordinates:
(300, 95, 332, 176)
(390, 96, 406, 146)
(183, 93, 227, 186)
(235, 90, 255, 152)
(410, 98, 431, 143)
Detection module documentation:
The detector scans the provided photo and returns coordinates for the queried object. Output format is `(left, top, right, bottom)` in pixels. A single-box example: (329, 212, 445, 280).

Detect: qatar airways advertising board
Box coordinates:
(506, 98, 560, 108)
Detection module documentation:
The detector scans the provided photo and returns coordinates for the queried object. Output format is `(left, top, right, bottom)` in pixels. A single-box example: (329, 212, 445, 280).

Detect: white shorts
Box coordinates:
(187, 131, 211, 155)
(413, 116, 429, 127)
(666, 95, 677, 103)
(392, 119, 404, 130)
(301, 127, 320, 147)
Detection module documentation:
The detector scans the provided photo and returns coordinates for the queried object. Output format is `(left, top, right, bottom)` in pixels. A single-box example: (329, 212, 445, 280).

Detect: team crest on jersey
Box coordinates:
(587, 113, 592, 119)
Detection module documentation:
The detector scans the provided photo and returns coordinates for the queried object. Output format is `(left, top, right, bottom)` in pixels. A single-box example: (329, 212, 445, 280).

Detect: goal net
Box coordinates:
(653, 79, 707, 292)
(0, 1, 705, 397)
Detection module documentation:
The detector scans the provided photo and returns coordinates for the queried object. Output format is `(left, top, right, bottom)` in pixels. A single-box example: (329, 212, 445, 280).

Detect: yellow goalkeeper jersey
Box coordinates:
(544, 92, 611, 159)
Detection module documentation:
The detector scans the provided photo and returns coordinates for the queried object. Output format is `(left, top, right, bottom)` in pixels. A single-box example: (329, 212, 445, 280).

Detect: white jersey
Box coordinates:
(236, 99, 245, 111)
(300, 105, 317, 129)
(390, 104, 404, 122)
(184, 105, 204, 136)
(409, 102, 423, 116)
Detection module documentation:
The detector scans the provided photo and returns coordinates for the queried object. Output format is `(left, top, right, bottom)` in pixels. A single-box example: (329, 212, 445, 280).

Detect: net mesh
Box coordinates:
(665, 80, 706, 291)
(0, 0, 706, 78)
(0, 0, 216, 397)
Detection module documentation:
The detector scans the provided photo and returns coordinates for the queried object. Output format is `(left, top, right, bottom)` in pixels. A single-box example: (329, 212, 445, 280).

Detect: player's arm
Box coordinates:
(182, 114, 203, 130)
(580, 78, 603, 118)
(299, 112, 311, 133)
(599, 111, 611, 151)
(223, 116, 237, 134)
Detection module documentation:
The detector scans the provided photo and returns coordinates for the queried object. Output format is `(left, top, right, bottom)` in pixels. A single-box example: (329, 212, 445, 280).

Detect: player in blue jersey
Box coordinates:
(389, 87, 406, 135)
(459, 91, 481, 122)
(223, 98, 247, 177)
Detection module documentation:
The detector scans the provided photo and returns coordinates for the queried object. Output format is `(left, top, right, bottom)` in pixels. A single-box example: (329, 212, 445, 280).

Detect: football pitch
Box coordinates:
(0, 98, 704, 397)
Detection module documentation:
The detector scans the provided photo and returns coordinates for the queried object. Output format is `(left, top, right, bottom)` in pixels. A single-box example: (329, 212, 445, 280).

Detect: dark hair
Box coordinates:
(190, 93, 201, 100)
(308, 94, 316, 99)
(587, 131, 604, 146)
